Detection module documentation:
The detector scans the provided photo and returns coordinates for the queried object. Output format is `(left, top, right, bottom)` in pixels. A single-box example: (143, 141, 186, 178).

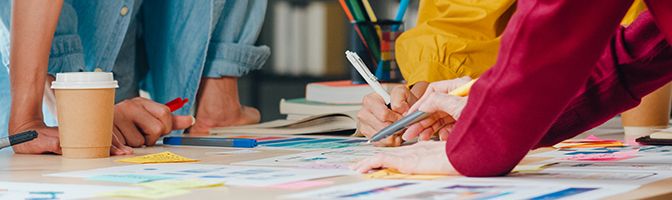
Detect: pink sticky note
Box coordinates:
(269, 180, 333, 190)
(563, 150, 638, 161)
(584, 135, 619, 142)
(585, 135, 602, 141)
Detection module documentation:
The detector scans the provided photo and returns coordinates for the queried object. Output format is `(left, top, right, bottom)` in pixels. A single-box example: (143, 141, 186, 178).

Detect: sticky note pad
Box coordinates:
(89, 174, 173, 183)
(116, 152, 198, 164)
(137, 179, 224, 190)
(102, 189, 190, 199)
(365, 169, 446, 180)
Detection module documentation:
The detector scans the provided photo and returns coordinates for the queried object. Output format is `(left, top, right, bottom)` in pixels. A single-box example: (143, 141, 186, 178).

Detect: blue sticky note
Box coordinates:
(89, 174, 173, 183)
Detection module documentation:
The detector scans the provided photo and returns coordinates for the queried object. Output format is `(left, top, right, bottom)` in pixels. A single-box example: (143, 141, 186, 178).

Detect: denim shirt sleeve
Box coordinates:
(48, 2, 87, 75)
(204, 0, 270, 78)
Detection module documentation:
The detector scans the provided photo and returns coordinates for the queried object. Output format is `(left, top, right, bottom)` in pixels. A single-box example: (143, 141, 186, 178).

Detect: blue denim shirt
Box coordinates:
(0, 0, 270, 138)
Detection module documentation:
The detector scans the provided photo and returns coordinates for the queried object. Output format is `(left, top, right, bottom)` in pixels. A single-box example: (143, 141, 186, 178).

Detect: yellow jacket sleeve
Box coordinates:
(396, 0, 516, 86)
(622, 0, 645, 25)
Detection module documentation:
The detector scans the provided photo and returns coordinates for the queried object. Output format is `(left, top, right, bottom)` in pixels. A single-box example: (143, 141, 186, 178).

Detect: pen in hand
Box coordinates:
(165, 97, 189, 112)
(346, 51, 392, 108)
(367, 79, 477, 143)
(0, 130, 38, 150)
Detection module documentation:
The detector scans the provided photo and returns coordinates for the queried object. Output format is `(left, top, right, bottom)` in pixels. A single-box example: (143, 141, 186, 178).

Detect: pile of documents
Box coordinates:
(5, 134, 672, 200)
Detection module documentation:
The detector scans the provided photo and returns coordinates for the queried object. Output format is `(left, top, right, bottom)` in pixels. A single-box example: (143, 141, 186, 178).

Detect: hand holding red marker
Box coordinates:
(165, 97, 189, 112)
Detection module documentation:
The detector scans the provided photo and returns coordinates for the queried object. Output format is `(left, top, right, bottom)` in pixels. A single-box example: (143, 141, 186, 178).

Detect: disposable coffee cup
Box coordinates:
(622, 83, 672, 144)
(51, 72, 118, 158)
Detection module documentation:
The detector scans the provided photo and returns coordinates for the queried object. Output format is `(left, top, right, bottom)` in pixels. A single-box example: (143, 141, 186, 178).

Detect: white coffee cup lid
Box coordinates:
(51, 72, 119, 89)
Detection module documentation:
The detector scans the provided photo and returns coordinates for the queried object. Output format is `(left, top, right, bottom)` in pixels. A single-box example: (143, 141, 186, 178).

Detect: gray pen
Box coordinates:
(0, 130, 38, 150)
(368, 111, 430, 143)
(367, 79, 476, 143)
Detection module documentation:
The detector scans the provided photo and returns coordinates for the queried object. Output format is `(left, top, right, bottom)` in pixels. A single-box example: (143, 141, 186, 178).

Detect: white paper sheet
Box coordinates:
(47, 163, 355, 187)
(205, 149, 260, 155)
(233, 147, 384, 169)
(546, 162, 672, 172)
(528, 145, 672, 158)
(0, 181, 135, 200)
(485, 168, 672, 186)
(284, 179, 637, 200)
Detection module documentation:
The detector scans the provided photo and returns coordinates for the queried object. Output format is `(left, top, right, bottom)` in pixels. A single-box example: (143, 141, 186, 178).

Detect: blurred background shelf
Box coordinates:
(238, 0, 419, 122)
(238, 72, 350, 122)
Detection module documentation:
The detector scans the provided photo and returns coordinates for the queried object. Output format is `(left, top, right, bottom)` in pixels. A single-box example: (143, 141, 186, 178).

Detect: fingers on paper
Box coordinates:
(401, 114, 439, 141)
(16, 128, 62, 155)
(372, 135, 403, 147)
(111, 127, 133, 155)
(41, 130, 63, 155)
(438, 123, 455, 141)
(114, 109, 146, 148)
(352, 152, 405, 173)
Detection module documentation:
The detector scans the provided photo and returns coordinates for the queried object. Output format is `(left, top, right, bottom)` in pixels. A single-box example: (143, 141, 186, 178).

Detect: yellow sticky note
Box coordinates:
(365, 169, 446, 180)
(116, 151, 198, 164)
(102, 189, 190, 199)
(137, 179, 224, 190)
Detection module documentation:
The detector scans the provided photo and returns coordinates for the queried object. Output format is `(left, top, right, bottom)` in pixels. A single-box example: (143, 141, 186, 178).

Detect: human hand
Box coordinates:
(351, 141, 457, 175)
(191, 106, 260, 134)
(190, 77, 260, 134)
(357, 82, 428, 147)
(9, 120, 132, 155)
(114, 97, 194, 147)
(9, 121, 61, 154)
(402, 77, 471, 141)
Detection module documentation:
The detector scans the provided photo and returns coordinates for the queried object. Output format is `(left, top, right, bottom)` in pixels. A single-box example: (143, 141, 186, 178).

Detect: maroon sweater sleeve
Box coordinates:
(645, 0, 672, 44)
(445, 0, 634, 177)
(538, 11, 672, 147)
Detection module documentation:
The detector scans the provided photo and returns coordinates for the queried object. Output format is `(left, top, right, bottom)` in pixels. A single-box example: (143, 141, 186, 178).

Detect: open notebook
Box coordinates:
(210, 111, 358, 135)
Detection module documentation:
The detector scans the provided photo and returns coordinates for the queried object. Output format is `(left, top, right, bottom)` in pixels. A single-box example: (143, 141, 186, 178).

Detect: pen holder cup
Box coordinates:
(349, 20, 404, 84)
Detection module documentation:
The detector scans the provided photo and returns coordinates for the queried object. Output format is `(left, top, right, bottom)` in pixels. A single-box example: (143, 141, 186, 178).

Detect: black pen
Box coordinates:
(0, 130, 38, 150)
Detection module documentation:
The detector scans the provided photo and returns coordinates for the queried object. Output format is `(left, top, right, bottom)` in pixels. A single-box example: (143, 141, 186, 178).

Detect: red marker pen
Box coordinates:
(165, 97, 189, 112)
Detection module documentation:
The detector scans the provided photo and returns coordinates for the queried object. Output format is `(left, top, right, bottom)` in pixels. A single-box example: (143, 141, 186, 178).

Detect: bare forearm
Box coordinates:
(190, 76, 260, 133)
(8, 0, 63, 133)
(196, 77, 241, 117)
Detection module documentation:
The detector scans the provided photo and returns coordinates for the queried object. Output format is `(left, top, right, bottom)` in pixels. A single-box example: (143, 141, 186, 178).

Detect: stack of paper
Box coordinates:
(284, 180, 638, 200)
(102, 179, 224, 199)
(0, 181, 135, 199)
(47, 163, 353, 187)
(553, 135, 625, 148)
